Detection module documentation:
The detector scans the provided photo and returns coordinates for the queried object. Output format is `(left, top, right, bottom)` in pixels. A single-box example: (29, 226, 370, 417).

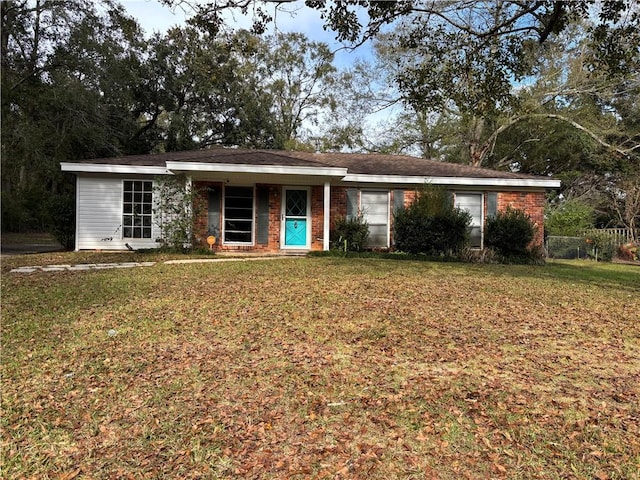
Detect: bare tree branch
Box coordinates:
(478, 113, 639, 167)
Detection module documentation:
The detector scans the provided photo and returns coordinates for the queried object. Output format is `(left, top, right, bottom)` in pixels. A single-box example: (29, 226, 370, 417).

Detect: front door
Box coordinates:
(282, 188, 310, 248)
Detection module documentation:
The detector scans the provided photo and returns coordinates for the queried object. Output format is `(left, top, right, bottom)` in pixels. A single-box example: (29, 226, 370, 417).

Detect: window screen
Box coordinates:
(224, 186, 254, 243)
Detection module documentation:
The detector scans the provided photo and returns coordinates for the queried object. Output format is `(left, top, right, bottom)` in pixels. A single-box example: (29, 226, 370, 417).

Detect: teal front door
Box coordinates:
(283, 188, 309, 248)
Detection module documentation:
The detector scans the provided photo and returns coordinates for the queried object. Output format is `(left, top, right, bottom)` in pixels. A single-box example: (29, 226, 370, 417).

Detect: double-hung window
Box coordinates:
(347, 189, 390, 248)
(361, 190, 390, 247)
(123, 180, 153, 239)
(224, 186, 254, 243)
(454, 192, 483, 248)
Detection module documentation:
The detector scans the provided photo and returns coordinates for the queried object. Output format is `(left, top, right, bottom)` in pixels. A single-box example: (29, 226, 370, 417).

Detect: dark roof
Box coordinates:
(69, 147, 542, 180)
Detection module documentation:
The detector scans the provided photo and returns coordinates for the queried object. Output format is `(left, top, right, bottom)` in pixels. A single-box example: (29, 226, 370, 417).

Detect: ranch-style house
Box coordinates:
(61, 148, 560, 252)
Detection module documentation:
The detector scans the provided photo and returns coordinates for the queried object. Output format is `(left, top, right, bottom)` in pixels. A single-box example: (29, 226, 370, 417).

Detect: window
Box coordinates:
(361, 190, 389, 247)
(123, 180, 153, 239)
(347, 189, 390, 248)
(455, 192, 483, 248)
(224, 186, 254, 243)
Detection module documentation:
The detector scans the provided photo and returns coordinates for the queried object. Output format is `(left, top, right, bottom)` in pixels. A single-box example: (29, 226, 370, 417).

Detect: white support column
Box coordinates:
(185, 175, 193, 247)
(323, 181, 331, 251)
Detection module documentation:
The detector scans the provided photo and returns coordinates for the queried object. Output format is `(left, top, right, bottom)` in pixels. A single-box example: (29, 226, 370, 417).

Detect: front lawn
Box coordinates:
(2, 258, 639, 479)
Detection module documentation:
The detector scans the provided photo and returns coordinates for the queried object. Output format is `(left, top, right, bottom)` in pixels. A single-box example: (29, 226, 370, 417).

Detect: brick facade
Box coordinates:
(193, 182, 546, 252)
(193, 182, 326, 253)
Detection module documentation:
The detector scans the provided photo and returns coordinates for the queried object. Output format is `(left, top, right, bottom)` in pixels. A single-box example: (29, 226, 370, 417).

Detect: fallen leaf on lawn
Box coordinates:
(57, 469, 81, 480)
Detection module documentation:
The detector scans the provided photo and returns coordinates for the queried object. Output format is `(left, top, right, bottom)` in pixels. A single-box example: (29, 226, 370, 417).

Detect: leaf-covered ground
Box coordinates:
(2, 257, 639, 479)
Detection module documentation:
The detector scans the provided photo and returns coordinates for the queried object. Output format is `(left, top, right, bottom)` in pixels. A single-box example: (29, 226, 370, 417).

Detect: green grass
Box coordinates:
(2, 257, 639, 479)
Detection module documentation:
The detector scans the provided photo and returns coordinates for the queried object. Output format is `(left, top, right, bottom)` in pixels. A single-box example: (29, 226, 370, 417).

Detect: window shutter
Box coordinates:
(393, 189, 405, 212)
(487, 192, 498, 218)
(208, 187, 221, 237)
(346, 188, 358, 220)
(256, 187, 270, 245)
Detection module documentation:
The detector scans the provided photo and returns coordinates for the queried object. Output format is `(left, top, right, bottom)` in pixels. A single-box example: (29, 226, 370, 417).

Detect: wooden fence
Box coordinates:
(584, 228, 638, 245)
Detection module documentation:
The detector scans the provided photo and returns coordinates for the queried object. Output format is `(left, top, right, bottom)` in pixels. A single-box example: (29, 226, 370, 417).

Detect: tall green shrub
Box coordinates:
(545, 199, 594, 236)
(331, 215, 369, 252)
(485, 206, 536, 256)
(394, 185, 471, 255)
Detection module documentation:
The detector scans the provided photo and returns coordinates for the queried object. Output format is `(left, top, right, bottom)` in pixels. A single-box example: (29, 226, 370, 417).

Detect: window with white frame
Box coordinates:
(123, 180, 153, 239)
(224, 186, 254, 243)
(454, 192, 483, 248)
(347, 189, 390, 248)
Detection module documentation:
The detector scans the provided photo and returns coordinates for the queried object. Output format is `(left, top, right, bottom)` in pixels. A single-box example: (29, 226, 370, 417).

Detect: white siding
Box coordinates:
(76, 175, 161, 250)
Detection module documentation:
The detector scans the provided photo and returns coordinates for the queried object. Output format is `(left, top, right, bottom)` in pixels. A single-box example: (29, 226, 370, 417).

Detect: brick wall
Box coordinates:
(310, 186, 324, 251)
(192, 183, 546, 251)
(497, 191, 546, 247)
(330, 187, 348, 221)
(193, 182, 327, 253)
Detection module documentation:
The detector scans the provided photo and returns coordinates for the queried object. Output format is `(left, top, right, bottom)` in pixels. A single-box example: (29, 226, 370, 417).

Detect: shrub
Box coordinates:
(485, 206, 536, 256)
(545, 199, 595, 236)
(458, 247, 498, 264)
(153, 175, 205, 252)
(394, 185, 471, 255)
(331, 215, 369, 252)
(584, 231, 616, 262)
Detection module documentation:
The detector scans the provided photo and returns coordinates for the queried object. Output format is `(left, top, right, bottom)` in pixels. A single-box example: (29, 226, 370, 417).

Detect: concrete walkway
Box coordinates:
(10, 262, 157, 274)
(9, 255, 302, 274)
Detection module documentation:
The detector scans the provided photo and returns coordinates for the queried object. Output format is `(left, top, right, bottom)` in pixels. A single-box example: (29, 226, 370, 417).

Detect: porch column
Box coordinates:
(323, 181, 331, 251)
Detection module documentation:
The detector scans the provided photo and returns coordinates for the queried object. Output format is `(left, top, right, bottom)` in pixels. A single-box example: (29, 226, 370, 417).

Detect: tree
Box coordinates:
(545, 199, 595, 237)
(1, 0, 149, 231)
(257, 32, 339, 148)
(141, 27, 279, 151)
(172, 1, 639, 165)
(608, 176, 640, 241)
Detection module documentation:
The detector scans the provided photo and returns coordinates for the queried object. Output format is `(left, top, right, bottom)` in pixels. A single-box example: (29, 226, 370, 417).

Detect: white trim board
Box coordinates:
(342, 174, 561, 189)
(166, 161, 348, 177)
(61, 163, 170, 175)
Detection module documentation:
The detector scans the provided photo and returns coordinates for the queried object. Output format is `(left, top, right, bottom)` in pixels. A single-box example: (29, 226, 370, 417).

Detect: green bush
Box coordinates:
(585, 231, 616, 262)
(394, 186, 471, 255)
(485, 206, 536, 256)
(545, 199, 594, 236)
(153, 175, 205, 252)
(331, 215, 370, 252)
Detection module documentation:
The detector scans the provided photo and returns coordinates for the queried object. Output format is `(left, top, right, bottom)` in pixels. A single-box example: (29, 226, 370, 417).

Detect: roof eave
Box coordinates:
(60, 163, 170, 175)
(165, 161, 348, 177)
(342, 174, 561, 189)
